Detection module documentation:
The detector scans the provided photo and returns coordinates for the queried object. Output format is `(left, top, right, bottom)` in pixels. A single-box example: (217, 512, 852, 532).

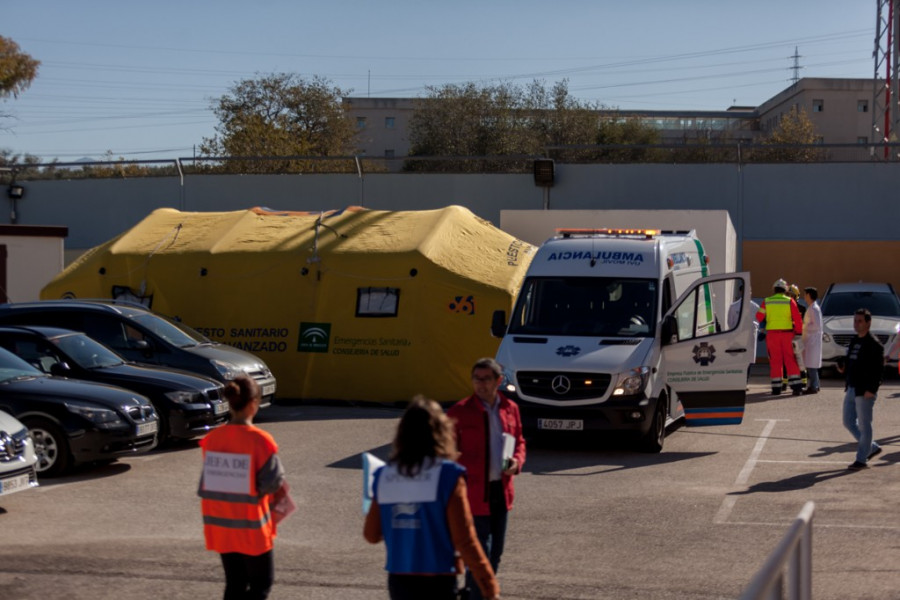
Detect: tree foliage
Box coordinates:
(591, 114, 662, 162)
(200, 73, 357, 173)
(0, 36, 39, 100)
(750, 106, 824, 162)
(0, 148, 40, 173)
(405, 80, 661, 170)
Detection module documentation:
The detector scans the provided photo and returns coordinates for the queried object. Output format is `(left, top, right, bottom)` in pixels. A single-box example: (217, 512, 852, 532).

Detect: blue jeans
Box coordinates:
(807, 368, 820, 391)
(842, 387, 879, 464)
(466, 481, 508, 600)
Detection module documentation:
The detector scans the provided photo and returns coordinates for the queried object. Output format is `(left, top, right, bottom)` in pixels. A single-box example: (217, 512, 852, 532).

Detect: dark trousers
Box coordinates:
(466, 481, 508, 600)
(220, 550, 274, 600)
(388, 574, 457, 600)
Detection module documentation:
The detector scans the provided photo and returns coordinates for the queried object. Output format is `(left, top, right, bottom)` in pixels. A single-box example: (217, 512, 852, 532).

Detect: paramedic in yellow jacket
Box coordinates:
(756, 279, 804, 396)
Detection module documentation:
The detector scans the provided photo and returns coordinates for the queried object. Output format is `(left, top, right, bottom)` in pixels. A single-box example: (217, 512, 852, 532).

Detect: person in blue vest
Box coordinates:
(364, 396, 500, 600)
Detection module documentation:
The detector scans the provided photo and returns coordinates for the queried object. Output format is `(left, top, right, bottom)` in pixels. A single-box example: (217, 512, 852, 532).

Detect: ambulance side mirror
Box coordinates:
(661, 315, 678, 346)
(491, 310, 507, 338)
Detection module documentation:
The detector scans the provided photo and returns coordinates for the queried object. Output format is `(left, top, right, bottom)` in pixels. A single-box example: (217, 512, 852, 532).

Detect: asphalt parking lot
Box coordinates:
(2, 369, 900, 600)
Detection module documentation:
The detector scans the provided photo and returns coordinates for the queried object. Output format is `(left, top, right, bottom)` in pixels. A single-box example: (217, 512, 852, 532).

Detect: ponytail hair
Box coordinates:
(223, 374, 261, 412)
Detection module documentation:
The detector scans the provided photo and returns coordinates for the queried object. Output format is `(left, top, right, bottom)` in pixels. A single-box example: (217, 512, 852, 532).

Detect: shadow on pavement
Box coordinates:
(728, 467, 853, 494)
(34, 460, 132, 488)
(328, 442, 392, 470)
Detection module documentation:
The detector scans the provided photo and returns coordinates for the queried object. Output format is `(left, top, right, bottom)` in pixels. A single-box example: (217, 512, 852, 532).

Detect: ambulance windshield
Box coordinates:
(508, 277, 657, 337)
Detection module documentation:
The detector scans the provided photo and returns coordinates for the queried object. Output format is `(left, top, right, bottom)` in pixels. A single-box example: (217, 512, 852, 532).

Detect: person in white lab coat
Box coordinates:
(801, 287, 823, 394)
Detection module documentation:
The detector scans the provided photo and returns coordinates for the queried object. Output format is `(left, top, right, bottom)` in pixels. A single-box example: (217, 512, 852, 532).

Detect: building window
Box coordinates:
(812, 99, 824, 113)
(385, 117, 395, 129)
(858, 100, 868, 113)
(384, 149, 395, 159)
(356, 117, 367, 129)
(857, 136, 869, 144)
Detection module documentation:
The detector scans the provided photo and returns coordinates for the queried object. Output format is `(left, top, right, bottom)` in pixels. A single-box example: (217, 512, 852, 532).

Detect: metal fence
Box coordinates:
(739, 501, 814, 600)
(5, 142, 900, 180)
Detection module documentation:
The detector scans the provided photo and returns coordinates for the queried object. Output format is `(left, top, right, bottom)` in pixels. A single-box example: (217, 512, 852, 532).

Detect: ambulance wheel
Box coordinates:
(638, 398, 666, 453)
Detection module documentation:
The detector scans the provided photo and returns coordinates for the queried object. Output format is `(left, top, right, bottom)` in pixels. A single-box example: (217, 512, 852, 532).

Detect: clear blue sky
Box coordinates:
(0, 0, 875, 162)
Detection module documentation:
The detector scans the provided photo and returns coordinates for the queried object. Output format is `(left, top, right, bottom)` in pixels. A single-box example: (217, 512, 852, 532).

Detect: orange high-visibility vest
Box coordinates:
(199, 424, 279, 556)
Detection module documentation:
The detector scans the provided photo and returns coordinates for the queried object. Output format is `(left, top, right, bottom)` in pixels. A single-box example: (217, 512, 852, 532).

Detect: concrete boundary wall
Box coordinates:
(13, 163, 900, 290)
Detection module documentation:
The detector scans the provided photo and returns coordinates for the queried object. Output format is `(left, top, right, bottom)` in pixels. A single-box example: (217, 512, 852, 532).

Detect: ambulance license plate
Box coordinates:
(538, 419, 583, 431)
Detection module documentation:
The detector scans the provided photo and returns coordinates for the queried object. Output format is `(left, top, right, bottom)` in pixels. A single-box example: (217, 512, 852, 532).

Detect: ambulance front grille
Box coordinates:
(517, 371, 611, 401)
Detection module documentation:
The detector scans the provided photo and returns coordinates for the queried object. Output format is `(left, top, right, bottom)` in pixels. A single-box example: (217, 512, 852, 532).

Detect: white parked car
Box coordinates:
(0, 409, 39, 498)
(820, 282, 900, 370)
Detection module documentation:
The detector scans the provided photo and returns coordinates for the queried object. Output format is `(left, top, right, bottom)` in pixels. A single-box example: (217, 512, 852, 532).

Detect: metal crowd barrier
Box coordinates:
(739, 501, 814, 600)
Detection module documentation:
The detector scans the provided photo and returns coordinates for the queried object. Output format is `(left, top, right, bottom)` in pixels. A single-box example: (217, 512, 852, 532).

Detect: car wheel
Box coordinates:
(24, 418, 71, 477)
(638, 397, 666, 454)
(154, 408, 170, 447)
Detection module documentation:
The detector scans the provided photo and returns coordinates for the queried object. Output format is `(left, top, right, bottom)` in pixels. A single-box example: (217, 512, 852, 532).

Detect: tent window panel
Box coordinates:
(356, 287, 400, 317)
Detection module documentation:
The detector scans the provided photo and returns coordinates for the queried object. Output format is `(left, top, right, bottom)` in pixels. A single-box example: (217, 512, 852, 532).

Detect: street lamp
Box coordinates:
(7, 183, 24, 200)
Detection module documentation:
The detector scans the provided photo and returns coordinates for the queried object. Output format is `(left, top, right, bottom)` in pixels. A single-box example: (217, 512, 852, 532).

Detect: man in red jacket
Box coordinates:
(447, 357, 526, 600)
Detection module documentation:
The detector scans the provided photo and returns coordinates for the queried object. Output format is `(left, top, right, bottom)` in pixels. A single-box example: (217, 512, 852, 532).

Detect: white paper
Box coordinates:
(375, 462, 441, 505)
(502, 433, 517, 471)
(362, 452, 386, 514)
(202, 451, 251, 494)
(502, 433, 516, 461)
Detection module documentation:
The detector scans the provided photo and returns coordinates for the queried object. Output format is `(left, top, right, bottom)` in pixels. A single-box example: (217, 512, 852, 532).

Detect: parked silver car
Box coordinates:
(820, 282, 900, 369)
(0, 410, 39, 498)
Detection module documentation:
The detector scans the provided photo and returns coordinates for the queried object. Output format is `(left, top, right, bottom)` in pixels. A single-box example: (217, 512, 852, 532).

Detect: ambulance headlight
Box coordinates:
(501, 369, 517, 395)
(613, 367, 650, 396)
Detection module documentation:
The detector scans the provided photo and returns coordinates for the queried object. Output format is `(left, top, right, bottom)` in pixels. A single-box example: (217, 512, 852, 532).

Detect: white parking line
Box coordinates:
(756, 460, 847, 465)
(714, 419, 780, 524)
(714, 419, 900, 530)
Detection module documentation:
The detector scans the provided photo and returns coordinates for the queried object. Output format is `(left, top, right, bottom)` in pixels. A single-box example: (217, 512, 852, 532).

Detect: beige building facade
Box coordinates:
(343, 78, 883, 164)
(756, 77, 878, 160)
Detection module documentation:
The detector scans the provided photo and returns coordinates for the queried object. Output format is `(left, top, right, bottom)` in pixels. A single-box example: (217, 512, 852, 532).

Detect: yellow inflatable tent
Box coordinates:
(42, 205, 535, 403)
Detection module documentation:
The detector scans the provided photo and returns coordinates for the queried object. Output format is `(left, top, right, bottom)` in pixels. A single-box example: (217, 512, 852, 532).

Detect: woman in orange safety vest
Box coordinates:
(199, 375, 286, 600)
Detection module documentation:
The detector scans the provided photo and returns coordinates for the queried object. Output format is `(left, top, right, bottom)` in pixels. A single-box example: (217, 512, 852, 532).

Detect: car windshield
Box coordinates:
(508, 276, 657, 337)
(820, 290, 900, 317)
(52, 333, 123, 369)
(0, 346, 45, 382)
(131, 313, 209, 348)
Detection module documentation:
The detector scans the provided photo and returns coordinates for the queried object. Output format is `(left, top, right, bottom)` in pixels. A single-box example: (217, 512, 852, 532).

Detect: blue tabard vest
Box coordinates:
(374, 458, 466, 574)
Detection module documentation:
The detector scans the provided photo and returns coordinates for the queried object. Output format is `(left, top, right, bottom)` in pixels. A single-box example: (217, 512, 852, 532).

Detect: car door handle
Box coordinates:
(725, 348, 747, 353)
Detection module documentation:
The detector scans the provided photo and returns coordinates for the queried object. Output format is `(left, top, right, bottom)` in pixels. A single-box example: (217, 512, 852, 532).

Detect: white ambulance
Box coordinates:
(491, 228, 755, 452)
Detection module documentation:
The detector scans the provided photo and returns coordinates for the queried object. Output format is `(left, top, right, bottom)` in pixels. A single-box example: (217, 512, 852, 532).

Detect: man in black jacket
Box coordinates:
(839, 308, 884, 470)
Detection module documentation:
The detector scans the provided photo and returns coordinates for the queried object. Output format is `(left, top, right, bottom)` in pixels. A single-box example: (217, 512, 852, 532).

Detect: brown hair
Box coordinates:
(223, 374, 261, 412)
(471, 357, 502, 378)
(390, 395, 457, 477)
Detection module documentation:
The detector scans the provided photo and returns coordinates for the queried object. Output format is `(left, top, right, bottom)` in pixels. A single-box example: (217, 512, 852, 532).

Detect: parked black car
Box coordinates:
(0, 347, 158, 476)
(0, 301, 277, 406)
(0, 326, 229, 442)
